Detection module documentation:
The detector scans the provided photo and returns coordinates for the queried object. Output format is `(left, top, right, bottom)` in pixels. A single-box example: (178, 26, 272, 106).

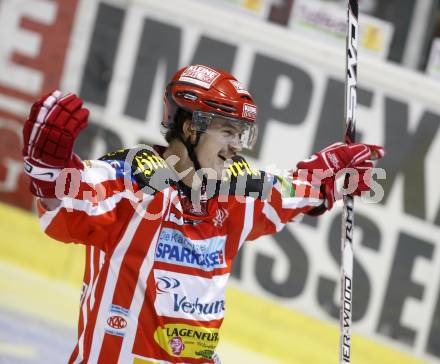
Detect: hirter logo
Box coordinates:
(107, 315, 127, 329)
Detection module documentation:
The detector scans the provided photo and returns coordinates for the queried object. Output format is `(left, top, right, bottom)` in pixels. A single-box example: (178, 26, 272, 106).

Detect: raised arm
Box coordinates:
(245, 142, 384, 240)
(22, 91, 141, 250)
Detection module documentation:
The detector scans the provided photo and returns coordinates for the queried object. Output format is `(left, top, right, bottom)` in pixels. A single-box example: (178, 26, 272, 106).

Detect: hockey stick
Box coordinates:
(340, 0, 358, 363)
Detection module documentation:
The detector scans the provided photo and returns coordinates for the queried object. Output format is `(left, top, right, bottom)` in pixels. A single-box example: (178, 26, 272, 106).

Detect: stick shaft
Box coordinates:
(340, 1, 358, 363)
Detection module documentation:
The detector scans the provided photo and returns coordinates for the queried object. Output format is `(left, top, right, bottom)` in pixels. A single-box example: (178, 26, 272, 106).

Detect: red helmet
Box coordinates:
(162, 65, 258, 149)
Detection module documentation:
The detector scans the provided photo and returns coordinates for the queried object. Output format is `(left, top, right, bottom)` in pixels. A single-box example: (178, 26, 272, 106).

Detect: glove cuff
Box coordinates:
(24, 158, 62, 182)
(24, 155, 83, 198)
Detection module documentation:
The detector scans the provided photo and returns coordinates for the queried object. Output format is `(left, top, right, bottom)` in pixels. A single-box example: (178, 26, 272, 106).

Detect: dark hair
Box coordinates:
(164, 108, 193, 143)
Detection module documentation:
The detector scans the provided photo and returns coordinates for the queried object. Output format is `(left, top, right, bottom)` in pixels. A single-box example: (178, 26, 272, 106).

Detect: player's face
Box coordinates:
(195, 119, 244, 178)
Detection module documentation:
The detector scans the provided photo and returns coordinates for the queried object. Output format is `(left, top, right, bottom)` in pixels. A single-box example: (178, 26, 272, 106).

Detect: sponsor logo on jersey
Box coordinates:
(242, 103, 257, 120)
(172, 294, 225, 316)
(156, 276, 180, 294)
(105, 304, 130, 337)
(212, 208, 229, 227)
(154, 270, 228, 321)
(154, 323, 219, 359)
(155, 228, 227, 271)
(134, 151, 168, 177)
(223, 158, 260, 181)
(107, 315, 127, 329)
(169, 336, 185, 355)
(229, 80, 251, 95)
(179, 65, 220, 89)
(196, 349, 214, 359)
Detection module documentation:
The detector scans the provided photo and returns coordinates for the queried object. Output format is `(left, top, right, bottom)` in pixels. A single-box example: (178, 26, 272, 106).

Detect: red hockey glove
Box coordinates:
(318, 161, 375, 207)
(22, 90, 89, 198)
(296, 142, 385, 210)
(296, 142, 384, 175)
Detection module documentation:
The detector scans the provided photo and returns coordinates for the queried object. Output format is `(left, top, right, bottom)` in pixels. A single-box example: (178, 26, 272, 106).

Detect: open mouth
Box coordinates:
(217, 152, 236, 161)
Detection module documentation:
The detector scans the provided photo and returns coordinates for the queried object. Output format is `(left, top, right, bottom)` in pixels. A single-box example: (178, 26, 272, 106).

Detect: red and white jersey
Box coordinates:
(38, 146, 323, 364)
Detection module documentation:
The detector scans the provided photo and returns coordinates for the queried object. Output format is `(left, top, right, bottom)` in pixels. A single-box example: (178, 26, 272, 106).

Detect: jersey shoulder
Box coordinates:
(98, 146, 176, 193)
(222, 155, 273, 199)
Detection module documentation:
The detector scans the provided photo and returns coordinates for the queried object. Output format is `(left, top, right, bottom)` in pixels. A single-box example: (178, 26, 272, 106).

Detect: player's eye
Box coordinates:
(222, 129, 234, 136)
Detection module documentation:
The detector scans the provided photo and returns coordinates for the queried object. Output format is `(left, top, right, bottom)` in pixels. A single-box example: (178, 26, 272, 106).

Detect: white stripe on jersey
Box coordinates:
(72, 246, 95, 364)
(262, 202, 284, 232)
(118, 189, 172, 361)
(87, 197, 153, 364)
(39, 193, 128, 234)
(41, 190, 138, 223)
(81, 160, 118, 184)
(281, 196, 323, 209)
(39, 203, 59, 231)
(89, 254, 103, 310)
(238, 197, 255, 250)
(66, 191, 138, 216)
(73, 248, 106, 364)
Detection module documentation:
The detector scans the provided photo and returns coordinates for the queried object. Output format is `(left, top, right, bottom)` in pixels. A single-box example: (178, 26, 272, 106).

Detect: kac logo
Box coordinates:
(105, 304, 130, 337)
(107, 315, 127, 329)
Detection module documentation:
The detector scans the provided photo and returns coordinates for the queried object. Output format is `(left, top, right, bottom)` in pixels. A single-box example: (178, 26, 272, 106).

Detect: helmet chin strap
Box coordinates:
(178, 131, 209, 212)
(179, 131, 202, 172)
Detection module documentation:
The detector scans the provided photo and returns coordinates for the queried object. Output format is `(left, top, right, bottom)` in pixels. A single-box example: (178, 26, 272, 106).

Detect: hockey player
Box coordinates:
(22, 64, 384, 364)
